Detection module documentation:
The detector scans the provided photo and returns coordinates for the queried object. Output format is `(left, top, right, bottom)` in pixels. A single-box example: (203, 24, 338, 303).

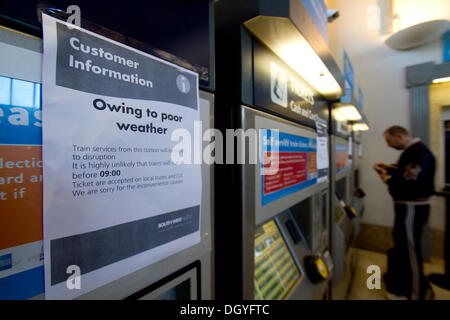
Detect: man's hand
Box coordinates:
(379, 170, 391, 183)
(373, 163, 391, 183)
(373, 162, 386, 173)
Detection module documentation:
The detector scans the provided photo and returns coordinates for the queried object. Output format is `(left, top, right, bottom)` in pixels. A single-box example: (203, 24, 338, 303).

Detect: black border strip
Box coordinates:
(0, 5, 210, 88)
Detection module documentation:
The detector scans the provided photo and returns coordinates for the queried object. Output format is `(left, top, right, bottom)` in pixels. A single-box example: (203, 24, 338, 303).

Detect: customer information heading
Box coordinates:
(68, 37, 154, 88)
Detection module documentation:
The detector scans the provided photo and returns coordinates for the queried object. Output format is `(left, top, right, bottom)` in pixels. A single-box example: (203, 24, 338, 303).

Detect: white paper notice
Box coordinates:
(348, 137, 353, 155)
(42, 15, 201, 299)
(348, 136, 353, 165)
(316, 122, 329, 183)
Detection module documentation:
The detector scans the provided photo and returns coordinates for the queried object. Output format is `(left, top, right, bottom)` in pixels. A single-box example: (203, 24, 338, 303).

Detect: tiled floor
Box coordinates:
(347, 248, 450, 300)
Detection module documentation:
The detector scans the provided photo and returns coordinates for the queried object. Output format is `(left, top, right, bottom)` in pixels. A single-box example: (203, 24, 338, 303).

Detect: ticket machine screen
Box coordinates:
(254, 220, 301, 299)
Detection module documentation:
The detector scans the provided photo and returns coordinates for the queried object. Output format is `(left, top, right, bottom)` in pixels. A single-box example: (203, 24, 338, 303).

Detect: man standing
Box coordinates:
(374, 126, 436, 300)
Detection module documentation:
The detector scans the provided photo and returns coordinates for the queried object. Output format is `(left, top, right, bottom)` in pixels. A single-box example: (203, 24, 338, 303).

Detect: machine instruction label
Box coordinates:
(261, 130, 317, 205)
(335, 142, 350, 173)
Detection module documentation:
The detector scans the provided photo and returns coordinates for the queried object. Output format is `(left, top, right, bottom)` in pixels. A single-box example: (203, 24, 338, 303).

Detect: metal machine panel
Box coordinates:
(335, 136, 351, 176)
(331, 246, 357, 300)
(124, 263, 199, 300)
(248, 109, 328, 226)
(134, 265, 198, 300)
(353, 142, 361, 169)
(331, 195, 355, 300)
(275, 210, 330, 300)
(240, 106, 332, 300)
(330, 128, 359, 300)
(290, 190, 329, 254)
(352, 140, 365, 236)
(331, 222, 346, 286)
(214, 0, 345, 300)
(335, 175, 351, 207)
(334, 135, 352, 209)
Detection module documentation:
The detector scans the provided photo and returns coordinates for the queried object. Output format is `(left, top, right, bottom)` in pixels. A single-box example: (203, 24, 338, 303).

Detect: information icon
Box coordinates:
(176, 74, 191, 94)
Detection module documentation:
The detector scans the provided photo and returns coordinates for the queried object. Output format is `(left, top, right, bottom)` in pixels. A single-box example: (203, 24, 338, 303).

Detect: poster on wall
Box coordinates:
(0, 75, 44, 297)
(42, 14, 201, 299)
(261, 129, 317, 206)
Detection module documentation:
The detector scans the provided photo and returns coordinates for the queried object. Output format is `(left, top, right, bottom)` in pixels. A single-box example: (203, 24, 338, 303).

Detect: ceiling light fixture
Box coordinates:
(334, 104, 362, 121)
(385, 19, 450, 51)
(432, 76, 450, 84)
(244, 16, 343, 99)
(352, 123, 370, 131)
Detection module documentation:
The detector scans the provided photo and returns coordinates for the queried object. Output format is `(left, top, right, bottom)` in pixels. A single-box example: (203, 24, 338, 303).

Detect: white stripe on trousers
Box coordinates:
(406, 204, 420, 300)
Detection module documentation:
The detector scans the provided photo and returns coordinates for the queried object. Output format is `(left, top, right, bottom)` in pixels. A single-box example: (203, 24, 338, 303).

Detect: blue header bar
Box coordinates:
(261, 130, 316, 154)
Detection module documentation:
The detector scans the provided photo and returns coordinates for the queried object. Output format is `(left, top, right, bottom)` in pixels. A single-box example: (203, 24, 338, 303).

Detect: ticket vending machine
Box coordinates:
(329, 109, 358, 299)
(215, 0, 344, 300)
(246, 108, 333, 300)
(0, 0, 214, 300)
(351, 130, 366, 238)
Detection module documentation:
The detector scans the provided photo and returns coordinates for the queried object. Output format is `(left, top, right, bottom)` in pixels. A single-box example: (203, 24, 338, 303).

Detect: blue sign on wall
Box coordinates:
(0, 254, 12, 272)
(302, 0, 329, 44)
(443, 29, 450, 63)
(358, 86, 363, 111)
(0, 266, 44, 300)
(343, 50, 354, 92)
(0, 76, 42, 145)
(0, 75, 44, 300)
(340, 88, 352, 104)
